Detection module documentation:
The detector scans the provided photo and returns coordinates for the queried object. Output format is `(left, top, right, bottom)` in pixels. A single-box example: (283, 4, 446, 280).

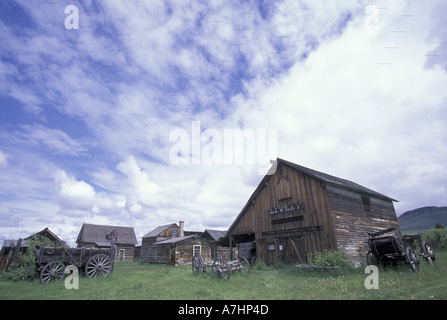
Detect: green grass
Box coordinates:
(1, 251, 447, 300)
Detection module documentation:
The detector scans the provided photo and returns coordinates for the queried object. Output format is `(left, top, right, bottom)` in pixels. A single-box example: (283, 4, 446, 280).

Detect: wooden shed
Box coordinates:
(202, 229, 235, 260)
(227, 158, 400, 266)
(76, 223, 137, 261)
(155, 235, 212, 266)
(140, 221, 204, 264)
(140, 222, 181, 264)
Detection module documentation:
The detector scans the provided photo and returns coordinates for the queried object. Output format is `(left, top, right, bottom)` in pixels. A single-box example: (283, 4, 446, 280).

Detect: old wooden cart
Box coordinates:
(192, 253, 250, 280)
(366, 226, 436, 272)
(25, 243, 116, 284)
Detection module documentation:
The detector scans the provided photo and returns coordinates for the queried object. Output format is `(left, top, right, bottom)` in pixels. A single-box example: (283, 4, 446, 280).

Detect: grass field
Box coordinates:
(1, 251, 446, 300)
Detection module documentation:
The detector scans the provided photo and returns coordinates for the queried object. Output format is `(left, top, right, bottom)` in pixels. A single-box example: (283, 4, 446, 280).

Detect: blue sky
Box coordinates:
(1, 0, 446, 245)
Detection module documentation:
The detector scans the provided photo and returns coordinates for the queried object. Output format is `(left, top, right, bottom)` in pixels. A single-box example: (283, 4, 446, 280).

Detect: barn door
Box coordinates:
(277, 237, 306, 265)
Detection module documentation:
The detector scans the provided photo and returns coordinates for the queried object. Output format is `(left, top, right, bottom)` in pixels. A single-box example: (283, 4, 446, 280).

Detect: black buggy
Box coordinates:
(366, 226, 436, 272)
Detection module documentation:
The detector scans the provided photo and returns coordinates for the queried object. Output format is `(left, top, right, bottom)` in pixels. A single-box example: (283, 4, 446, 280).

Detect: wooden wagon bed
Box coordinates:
(28, 244, 116, 284)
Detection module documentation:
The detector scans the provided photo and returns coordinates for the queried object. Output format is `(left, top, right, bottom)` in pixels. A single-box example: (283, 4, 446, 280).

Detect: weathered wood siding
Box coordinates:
(230, 163, 336, 265)
(140, 225, 178, 263)
(158, 238, 212, 266)
(116, 246, 135, 261)
(77, 242, 135, 261)
(327, 185, 400, 264)
(140, 237, 167, 264)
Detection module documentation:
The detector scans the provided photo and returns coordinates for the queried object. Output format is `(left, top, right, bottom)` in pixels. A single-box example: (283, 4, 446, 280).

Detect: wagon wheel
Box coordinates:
(192, 254, 203, 275)
(40, 261, 65, 284)
(366, 251, 377, 266)
(237, 255, 250, 275)
(85, 254, 112, 278)
(405, 246, 421, 272)
(24, 265, 36, 281)
(212, 258, 230, 280)
(421, 241, 436, 265)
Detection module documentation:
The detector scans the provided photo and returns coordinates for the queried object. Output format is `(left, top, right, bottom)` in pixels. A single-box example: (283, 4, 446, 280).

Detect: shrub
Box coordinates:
(1, 236, 66, 282)
(307, 249, 355, 270)
(422, 228, 447, 250)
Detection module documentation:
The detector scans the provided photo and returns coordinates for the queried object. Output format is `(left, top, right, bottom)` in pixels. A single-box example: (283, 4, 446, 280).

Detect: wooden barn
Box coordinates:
(226, 158, 400, 266)
(76, 223, 137, 261)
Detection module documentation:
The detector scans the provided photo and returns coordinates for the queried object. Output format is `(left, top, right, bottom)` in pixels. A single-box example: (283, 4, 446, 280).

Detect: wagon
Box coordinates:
(25, 242, 116, 284)
(366, 226, 436, 272)
(192, 253, 250, 280)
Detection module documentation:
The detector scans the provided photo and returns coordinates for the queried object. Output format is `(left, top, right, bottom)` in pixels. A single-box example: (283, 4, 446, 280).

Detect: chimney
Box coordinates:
(179, 221, 184, 237)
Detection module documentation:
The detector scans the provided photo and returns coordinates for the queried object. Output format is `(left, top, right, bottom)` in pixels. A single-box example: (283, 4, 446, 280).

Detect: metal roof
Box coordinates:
(154, 235, 198, 245)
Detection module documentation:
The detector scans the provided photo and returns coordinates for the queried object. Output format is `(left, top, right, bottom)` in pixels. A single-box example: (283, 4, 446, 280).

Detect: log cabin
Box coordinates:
(76, 223, 137, 261)
(226, 158, 400, 266)
(140, 222, 182, 264)
(140, 221, 205, 264)
(155, 235, 212, 266)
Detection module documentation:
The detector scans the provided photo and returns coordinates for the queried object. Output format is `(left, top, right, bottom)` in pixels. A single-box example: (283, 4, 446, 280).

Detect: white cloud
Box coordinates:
(0, 150, 7, 168)
(19, 124, 91, 156)
(115, 156, 162, 208)
(54, 170, 96, 212)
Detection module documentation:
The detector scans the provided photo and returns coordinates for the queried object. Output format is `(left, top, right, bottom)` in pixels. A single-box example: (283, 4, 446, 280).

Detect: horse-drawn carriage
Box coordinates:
(366, 226, 436, 272)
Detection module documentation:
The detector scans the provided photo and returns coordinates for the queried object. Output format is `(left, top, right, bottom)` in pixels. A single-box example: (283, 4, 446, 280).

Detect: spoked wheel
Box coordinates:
(24, 265, 36, 281)
(237, 255, 250, 275)
(405, 246, 421, 272)
(212, 258, 230, 280)
(422, 241, 436, 265)
(366, 251, 377, 266)
(192, 254, 203, 275)
(40, 261, 65, 284)
(85, 254, 112, 278)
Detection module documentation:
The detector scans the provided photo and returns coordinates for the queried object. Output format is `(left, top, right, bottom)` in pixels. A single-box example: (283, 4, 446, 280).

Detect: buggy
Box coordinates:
(366, 226, 436, 272)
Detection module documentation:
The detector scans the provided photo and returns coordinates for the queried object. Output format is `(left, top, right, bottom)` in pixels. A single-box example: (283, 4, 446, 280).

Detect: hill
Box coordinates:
(398, 206, 447, 233)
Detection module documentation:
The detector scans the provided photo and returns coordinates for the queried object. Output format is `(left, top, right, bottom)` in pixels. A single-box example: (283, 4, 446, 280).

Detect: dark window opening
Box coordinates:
(361, 195, 372, 212)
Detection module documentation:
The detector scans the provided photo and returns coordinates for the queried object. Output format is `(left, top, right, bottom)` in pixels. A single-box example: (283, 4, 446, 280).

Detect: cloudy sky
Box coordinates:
(1, 0, 446, 246)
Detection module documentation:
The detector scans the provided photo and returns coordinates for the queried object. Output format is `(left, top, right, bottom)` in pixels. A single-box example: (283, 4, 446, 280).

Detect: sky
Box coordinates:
(0, 0, 446, 246)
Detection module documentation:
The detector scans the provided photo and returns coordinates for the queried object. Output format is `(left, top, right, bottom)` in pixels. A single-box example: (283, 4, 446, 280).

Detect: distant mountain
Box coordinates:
(398, 206, 447, 233)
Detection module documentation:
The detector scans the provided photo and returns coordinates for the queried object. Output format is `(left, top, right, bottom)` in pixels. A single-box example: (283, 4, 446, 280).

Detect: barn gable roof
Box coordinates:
(228, 158, 397, 234)
(278, 158, 397, 202)
(76, 223, 137, 246)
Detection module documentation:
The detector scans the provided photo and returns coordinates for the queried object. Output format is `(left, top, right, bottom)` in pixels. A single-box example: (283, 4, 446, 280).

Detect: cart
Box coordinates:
(366, 226, 435, 272)
(403, 232, 436, 265)
(192, 253, 250, 280)
(25, 242, 116, 284)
